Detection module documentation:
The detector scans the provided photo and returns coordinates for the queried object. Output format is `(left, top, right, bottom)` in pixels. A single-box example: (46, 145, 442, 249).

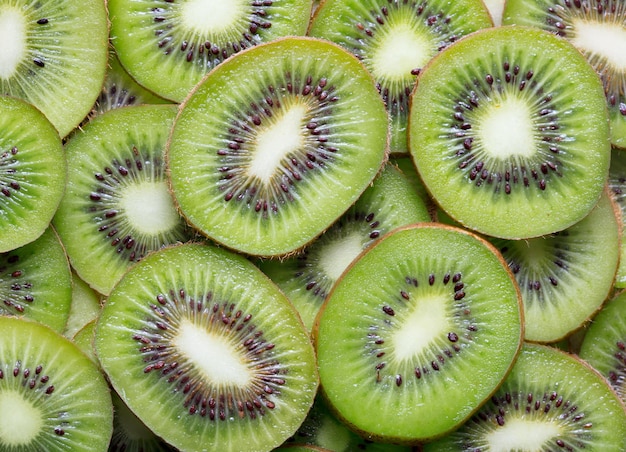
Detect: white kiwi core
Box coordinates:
(0, 7, 27, 80)
(477, 97, 535, 159)
(120, 181, 180, 235)
(180, 0, 248, 34)
(371, 23, 432, 82)
(174, 318, 252, 387)
(485, 417, 563, 451)
(318, 232, 366, 281)
(0, 391, 43, 446)
(571, 19, 626, 71)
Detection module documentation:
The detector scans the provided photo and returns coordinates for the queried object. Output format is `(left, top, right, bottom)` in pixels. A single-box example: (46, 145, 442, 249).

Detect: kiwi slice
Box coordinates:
(0, 0, 108, 137)
(409, 25, 610, 240)
(422, 343, 626, 451)
(0, 316, 113, 450)
(53, 104, 196, 296)
(308, 0, 493, 154)
(0, 95, 67, 253)
(167, 36, 389, 257)
(1, 226, 72, 334)
(258, 162, 431, 331)
(63, 271, 103, 339)
(95, 242, 319, 452)
(107, 0, 312, 102)
(608, 147, 626, 288)
(502, 0, 626, 149)
(71, 319, 97, 365)
(488, 188, 621, 343)
(314, 223, 523, 443)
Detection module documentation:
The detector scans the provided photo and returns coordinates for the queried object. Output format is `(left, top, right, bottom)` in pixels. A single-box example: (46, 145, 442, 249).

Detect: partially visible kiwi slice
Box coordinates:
(0, 95, 67, 252)
(63, 271, 102, 339)
(95, 242, 319, 452)
(502, 0, 626, 149)
(108, 0, 312, 102)
(167, 36, 389, 257)
(422, 343, 626, 451)
(0, 316, 113, 451)
(53, 104, 196, 296)
(409, 25, 610, 239)
(258, 162, 431, 331)
(314, 223, 523, 443)
(608, 146, 626, 288)
(0, 0, 108, 137)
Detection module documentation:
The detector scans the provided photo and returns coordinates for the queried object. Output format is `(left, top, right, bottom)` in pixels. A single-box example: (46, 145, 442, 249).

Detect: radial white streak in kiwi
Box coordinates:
(249, 103, 308, 184)
(0, 391, 42, 446)
(571, 20, 626, 71)
(120, 181, 180, 235)
(318, 231, 365, 281)
(485, 417, 562, 451)
(391, 293, 450, 362)
(0, 7, 26, 80)
(180, 0, 248, 34)
(174, 318, 251, 387)
(476, 97, 535, 159)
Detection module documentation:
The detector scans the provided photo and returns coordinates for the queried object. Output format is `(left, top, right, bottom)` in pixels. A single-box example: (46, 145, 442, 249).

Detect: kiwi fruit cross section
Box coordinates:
(3, 2, 626, 450)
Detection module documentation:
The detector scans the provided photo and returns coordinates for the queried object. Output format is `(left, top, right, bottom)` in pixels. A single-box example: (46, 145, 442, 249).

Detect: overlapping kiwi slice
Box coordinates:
(258, 163, 431, 331)
(0, 0, 108, 137)
(409, 25, 610, 239)
(0, 95, 67, 253)
(423, 343, 626, 450)
(95, 242, 319, 452)
(0, 316, 113, 451)
(314, 223, 523, 443)
(308, 0, 493, 154)
(608, 146, 626, 288)
(502, 0, 626, 149)
(167, 36, 389, 257)
(107, 0, 312, 102)
(53, 104, 196, 296)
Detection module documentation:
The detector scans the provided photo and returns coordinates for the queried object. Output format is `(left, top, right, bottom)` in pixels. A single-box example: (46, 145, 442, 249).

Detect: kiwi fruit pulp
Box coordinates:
(0, 316, 113, 451)
(107, 0, 313, 102)
(608, 146, 626, 288)
(0, 0, 108, 137)
(422, 343, 626, 451)
(167, 36, 389, 257)
(314, 223, 523, 443)
(95, 242, 319, 452)
(308, 0, 493, 154)
(409, 25, 610, 240)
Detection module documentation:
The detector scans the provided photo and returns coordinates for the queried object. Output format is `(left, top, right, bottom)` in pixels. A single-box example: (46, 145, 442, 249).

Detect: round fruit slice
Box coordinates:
(0, 316, 113, 451)
(0, 95, 67, 252)
(409, 25, 610, 239)
(314, 223, 523, 443)
(0, 0, 108, 137)
(608, 146, 626, 288)
(423, 343, 626, 450)
(95, 242, 319, 452)
(167, 36, 389, 257)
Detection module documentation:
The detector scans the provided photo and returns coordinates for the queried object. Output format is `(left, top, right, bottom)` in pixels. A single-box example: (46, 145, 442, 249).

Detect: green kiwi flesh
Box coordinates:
(423, 343, 626, 451)
(0, 95, 67, 252)
(0, 0, 108, 137)
(314, 223, 523, 443)
(107, 0, 312, 102)
(258, 162, 431, 331)
(608, 146, 626, 288)
(502, 0, 626, 149)
(409, 25, 610, 239)
(95, 242, 319, 452)
(63, 271, 102, 339)
(167, 36, 389, 257)
(0, 316, 113, 451)
(308, 0, 493, 154)
(53, 104, 195, 296)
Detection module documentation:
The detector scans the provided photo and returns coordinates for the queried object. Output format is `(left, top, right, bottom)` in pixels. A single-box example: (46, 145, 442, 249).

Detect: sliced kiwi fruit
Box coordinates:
(488, 188, 621, 343)
(63, 271, 103, 339)
(483, 0, 506, 25)
(0, 316, 113, 451)
(53, 104, 196, 296)
(258, 162, 431, 332)
(308, 0, 493, 154)
(71, 319, 97, 365)
(314, 223, 523, 443)
(409, 25, 610, 240)
(391, 156, 436, 217)
(0, 0, 108, 137)
(422, 343, 626, 451)
(167, 36, 389, 257)
(608, 146, 626, 288)
(0, 95, 67, 252)
(107, 0, 312, 102)
(95, 242, 319, 452)
(502, 0, 626, 149)
(0, 226, 72, 334)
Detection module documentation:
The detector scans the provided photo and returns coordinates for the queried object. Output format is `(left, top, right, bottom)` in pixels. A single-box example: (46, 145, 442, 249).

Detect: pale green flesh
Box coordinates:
(608, 147, 626, 288)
